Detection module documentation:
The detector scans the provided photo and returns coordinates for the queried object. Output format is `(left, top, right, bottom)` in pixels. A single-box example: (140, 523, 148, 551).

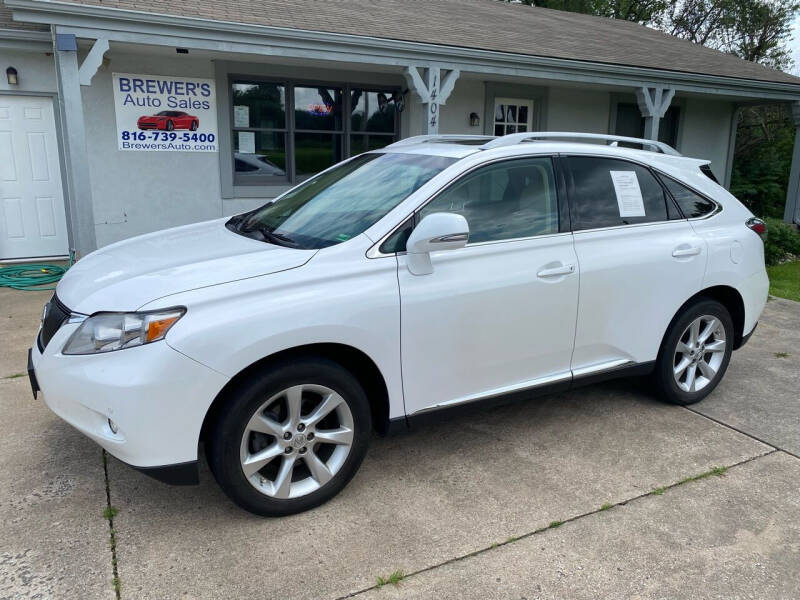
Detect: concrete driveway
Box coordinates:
(1, 288, 798, 599)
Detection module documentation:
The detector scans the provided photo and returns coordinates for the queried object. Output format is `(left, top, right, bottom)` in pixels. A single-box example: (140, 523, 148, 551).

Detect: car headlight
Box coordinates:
(62, 308, 185, 355)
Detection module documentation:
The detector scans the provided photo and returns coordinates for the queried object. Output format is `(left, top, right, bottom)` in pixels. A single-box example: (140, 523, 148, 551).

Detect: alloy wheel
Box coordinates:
(673, 315, 726, 393)
(239, 384, 354, 499)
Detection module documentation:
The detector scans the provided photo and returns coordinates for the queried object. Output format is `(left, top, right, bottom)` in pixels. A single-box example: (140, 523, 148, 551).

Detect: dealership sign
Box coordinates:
(111, 73, 218, 152)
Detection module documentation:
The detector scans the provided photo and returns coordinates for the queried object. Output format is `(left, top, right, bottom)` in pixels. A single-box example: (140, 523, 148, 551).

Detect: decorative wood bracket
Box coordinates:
(635, 86, 675, 141)
(78, 38, 109, 86)
(404, 66, 460, 134)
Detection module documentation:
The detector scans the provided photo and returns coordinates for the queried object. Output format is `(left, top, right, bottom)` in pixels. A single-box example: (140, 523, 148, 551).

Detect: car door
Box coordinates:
(396, 156, 579, 416)
(564, 155, 707, 374)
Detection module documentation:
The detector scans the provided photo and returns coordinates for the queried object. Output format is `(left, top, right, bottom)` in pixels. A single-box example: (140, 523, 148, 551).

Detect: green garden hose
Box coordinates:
(0, 263, 69, 291)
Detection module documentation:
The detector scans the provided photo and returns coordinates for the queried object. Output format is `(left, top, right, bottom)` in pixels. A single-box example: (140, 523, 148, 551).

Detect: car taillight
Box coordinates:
(746, 217, 767, 239)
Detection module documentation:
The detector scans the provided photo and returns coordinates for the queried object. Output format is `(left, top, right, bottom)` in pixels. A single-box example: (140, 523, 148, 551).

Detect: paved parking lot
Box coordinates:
(1, 287, 798, 599)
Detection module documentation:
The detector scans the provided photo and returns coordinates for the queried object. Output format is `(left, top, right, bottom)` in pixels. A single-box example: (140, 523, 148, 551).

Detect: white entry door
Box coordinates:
(0, 95, 69, 260)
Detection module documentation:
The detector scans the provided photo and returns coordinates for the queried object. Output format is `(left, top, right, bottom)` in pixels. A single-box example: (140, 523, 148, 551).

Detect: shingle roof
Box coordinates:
(7, 0, 800, 85)
(0, 2, 46, 30)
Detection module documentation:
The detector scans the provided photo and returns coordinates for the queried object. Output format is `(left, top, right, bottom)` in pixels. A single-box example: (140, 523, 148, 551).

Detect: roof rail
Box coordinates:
(479, 132, 682, 156)
(387, 135, 495, 148)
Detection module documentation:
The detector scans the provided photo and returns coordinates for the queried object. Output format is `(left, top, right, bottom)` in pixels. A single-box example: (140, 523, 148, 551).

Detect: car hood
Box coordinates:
(57, 218, 317, 314)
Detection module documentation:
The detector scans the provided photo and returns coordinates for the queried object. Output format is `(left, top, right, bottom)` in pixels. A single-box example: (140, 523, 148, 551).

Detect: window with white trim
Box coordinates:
(493, 98, 534, 136)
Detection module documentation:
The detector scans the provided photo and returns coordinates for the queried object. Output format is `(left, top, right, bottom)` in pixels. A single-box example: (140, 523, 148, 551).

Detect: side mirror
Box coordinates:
(406, 212, 469, 275)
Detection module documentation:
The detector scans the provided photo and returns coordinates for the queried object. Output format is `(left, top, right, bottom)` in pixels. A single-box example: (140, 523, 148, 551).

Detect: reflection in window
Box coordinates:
(567, 156, 669, 231)
(232, 82, 286, 129)
(350, 135, 394, 155)
(660, 176, 716, 218)
(295, 133, 343, 178)
(420, 157, 559, 243)
(294, 87, 343, 131)
(242, 153, 455, 249)
(232, 81, 398, 186)
(234, 131, 286, 181)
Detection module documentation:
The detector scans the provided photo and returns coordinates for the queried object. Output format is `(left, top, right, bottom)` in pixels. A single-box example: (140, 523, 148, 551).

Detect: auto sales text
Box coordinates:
(117, 76, 212, 110)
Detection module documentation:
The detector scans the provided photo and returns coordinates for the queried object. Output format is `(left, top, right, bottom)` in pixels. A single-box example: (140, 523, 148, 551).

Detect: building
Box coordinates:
(2, 0, 799, 261)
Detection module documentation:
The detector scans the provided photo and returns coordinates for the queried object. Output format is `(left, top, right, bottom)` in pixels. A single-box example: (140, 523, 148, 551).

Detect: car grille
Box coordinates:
(37, 294, 71, 352)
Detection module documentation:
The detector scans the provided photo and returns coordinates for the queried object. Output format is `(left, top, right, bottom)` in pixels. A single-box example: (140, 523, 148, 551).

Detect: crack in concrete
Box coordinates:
(682, 405, 799, 460)
(102, 451, 122, 600)
(334, 448, 779, 600)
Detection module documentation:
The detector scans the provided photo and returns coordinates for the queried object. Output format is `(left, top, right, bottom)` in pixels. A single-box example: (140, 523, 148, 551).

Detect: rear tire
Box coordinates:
(207, 357, 371, 516)
(653, 298, 734, 405)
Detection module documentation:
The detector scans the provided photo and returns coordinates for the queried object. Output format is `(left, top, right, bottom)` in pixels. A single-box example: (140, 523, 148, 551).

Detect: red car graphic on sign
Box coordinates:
(137, 111, 199, 131)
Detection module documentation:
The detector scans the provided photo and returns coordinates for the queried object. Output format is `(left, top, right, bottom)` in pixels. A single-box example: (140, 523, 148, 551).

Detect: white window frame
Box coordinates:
(493, 97, 534, 136)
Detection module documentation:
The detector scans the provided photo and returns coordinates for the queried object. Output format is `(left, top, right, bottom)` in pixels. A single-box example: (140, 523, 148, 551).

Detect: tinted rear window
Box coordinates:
(567, 157, 669, 231)
(660, 176, 717, 218)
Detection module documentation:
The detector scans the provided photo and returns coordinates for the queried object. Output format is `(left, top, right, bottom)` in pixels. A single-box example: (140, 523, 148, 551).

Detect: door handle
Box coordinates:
(672, 246, 701, 258)
(537, 264, 575, 278)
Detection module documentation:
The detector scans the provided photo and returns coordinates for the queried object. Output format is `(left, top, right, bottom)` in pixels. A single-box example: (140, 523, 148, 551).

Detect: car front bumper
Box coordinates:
(30, 322, 229, 479)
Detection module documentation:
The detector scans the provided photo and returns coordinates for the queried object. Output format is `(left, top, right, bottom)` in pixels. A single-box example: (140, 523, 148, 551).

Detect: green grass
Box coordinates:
(376, 570, 405, 588)
(548, 520, 563, 529)
(599, 503, 613, 511)
(103, 506, 119, 520)
(652, 466, 728, 498)
(677, 465, 727, 485)
(3, 372, 25, 379)
(767, 261, 800, 302)
(775, 352, 790, 358)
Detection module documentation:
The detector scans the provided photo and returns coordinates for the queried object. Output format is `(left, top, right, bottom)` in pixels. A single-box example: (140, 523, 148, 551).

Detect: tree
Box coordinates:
(524, 0, 666, 22)
(662, 0, 799, 69)
(504, 0, 800, 69)
(501, 0, 800, 218)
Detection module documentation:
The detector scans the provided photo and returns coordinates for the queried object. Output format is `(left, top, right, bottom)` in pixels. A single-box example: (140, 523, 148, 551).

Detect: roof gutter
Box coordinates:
(0, 25, 51, 50)
(7, 0, 800, 101)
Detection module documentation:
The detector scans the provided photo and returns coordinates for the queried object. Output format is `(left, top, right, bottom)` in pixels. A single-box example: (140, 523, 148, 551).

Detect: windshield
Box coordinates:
(232, 152, 457, 249)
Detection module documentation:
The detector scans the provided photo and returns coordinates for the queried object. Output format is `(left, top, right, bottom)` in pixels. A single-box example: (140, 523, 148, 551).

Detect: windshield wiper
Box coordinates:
(244, 224, 300, 248)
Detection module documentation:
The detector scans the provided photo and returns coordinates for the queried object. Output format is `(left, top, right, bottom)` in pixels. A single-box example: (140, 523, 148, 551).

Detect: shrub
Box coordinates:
(764, 217, 800, 266)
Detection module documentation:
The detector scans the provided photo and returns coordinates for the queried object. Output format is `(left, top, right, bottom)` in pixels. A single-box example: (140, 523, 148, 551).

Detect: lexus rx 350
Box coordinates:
(29, 132, 769, 516)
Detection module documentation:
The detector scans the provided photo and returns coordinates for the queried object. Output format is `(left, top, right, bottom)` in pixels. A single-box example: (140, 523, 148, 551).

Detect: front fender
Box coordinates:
(143, 247, 404, 419)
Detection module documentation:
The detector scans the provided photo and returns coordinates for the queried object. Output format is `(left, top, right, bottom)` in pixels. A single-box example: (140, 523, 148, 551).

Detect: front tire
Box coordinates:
(653, 298, 734, 405)
(207, 357, 371, 516)
(166, 120, 174, 131)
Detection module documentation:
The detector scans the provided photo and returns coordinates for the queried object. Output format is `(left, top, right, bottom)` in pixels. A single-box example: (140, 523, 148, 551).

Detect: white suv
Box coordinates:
(29, 132, 769, 516)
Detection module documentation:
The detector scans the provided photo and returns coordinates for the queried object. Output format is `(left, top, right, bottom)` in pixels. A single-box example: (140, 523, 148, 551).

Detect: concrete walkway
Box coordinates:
(1, 288, 798, 599)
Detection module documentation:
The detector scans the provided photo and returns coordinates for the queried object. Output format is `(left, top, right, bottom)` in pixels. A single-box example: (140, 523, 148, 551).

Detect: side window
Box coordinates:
(380, 216, 414, 254)
(235, 158, 259, 172)
(419, 158, 559, 244)
(567, 157, 669, 231)
(660, 176, 717, 218)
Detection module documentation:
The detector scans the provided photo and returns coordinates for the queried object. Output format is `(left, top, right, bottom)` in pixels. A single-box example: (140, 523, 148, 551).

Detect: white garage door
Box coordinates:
(0, 95, 69, 260)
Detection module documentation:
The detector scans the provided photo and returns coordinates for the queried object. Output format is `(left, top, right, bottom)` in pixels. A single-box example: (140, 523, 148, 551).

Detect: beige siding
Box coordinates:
(678, 98, 734, 182)
(439, 78, 485, 135)
(547, 87, 610, 133)
(0, 50, 56, 94)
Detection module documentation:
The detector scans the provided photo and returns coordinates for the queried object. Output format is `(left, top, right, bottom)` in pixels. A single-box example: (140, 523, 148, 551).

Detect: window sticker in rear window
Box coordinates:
(609, 171, 646, 218)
